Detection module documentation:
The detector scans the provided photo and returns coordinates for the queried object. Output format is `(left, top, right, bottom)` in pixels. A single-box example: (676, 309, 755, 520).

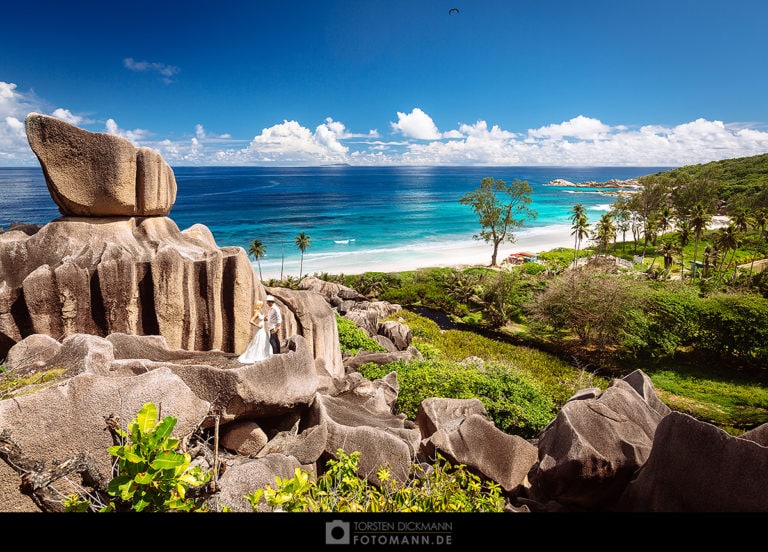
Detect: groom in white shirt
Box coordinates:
(266, 295, 282, 353)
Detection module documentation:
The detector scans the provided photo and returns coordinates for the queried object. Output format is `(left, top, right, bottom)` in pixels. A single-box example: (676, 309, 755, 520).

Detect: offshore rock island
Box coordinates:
(546, 177, 643, 190)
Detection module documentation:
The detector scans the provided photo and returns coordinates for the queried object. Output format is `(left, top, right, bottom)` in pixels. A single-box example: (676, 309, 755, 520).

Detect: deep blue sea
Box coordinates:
(0, 165, 670, 278)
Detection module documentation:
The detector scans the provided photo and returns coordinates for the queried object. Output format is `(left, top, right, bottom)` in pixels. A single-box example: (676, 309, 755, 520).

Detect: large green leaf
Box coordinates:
(107, 445, 125, 457)
(107, 475, 135, 500)
(150, 450, 186, 470)
(123, 449, 145, 464)
(135, 402, 159, 435)
(152, 416, 177, 444)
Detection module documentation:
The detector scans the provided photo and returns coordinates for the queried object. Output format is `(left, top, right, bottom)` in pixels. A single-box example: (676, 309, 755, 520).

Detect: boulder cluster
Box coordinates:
(0, 114, 766, 513)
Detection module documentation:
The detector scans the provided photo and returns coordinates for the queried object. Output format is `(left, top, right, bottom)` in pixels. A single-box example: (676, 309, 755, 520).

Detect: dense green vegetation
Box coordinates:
(336, 314, 386, 354)
(643, 152, 768, 211)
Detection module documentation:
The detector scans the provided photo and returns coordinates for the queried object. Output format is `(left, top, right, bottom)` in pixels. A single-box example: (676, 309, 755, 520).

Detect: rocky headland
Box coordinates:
(0, 114, 766, 513)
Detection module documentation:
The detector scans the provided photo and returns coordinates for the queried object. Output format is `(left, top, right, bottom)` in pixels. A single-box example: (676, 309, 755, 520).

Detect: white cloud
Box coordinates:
(528, 115, 613, 140)
(51, 108, 83, 125)
(124, 58, 180, 84)
(104, 118, 153, 143)
(209, 120, 351, 165)
(390, 108, 442, 140)
(0, 82, 45, 163)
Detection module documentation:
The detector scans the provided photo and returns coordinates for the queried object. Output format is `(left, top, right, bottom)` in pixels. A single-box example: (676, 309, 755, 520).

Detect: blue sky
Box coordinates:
(2, 0, 768, 167)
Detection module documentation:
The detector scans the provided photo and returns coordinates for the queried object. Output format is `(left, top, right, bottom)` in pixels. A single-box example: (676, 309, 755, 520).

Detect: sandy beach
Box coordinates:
(254, 216, 734, 281)
(255, 223, 576, 280)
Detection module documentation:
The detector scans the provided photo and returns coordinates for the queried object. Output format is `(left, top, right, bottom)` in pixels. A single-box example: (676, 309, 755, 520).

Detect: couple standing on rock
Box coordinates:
(237, 295, 282, 363)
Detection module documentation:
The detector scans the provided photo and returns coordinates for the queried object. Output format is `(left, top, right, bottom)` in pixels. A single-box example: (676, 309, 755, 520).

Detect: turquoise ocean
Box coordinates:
(0, 165, 669, 279)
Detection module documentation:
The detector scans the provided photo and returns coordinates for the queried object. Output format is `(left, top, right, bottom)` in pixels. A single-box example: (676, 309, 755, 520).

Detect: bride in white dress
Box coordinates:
(237, 300, 273, 363)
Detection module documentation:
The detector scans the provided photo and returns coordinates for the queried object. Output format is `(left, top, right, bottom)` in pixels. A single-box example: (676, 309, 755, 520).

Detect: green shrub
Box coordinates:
(245, 448, 504, 512)
(520, 262, 549, 276)
(386, 308, 604, 406)
(537, 247, 589, 270)
(357, 359, 557, 438)
(639, 283, 701, 356)
(336, 314, 386, 354)
(696, 292, 768, 366)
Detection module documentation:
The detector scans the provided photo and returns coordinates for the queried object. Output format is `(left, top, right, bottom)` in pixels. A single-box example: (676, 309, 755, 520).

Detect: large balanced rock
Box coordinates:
(25, 113, 176, 217)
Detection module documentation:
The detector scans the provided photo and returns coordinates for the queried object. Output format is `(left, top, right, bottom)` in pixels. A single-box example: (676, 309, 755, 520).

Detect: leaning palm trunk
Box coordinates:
(691, 237, 700, 281)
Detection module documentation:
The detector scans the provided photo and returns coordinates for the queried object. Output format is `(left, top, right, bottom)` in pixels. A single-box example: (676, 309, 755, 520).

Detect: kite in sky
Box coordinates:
(449, 8, 460, 15)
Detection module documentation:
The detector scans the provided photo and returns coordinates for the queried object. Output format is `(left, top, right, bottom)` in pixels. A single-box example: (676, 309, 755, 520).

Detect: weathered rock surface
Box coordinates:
(0, 367, 210, 512)
(2, 318, 767, 513)
(616, 412, 768, 512)
(527, 370, 671, 509)
(26, 113, 177, 217)
(264, 286, 344, 389)
(0, 216, 258, 358)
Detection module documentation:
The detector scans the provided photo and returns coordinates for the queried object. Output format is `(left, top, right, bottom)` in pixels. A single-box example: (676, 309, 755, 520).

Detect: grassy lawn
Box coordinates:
(619, 354, 768, 435)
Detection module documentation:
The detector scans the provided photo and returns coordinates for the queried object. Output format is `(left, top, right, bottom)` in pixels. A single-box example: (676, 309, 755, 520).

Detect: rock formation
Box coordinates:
(0, 114, 257, 358)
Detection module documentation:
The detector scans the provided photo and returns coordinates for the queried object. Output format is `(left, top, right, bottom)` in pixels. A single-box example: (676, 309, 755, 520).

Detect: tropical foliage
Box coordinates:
(246, 449, 505, 513)
(336, 313, 386, 354)
(247, 239, 266, 281)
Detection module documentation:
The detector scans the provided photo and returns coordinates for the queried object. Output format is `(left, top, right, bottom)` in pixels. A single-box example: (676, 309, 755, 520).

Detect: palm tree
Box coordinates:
(570, 203, 586, 228)
(571, 213, 590, 265)
(689, 203, 711, 281)
(613, 195, 631, 253)
(247, 239, 266, 281)
(748, 208, 767, 285)
(568, 203, 588, 264)
(294, 232, 311, 279)
(732, 207, 751, 235)
(593, 212, 615, 255)
(661, 240, 675, 275)
(656, 205, 674, 244)
(715, 224, 740, 286)
(677, 219, 691, 280)
(702, 244, 716, 279)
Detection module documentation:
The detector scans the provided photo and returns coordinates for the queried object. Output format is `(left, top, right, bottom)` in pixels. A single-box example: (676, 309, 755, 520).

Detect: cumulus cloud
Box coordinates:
(104, 118, 153, 143)
(0, 82, 45, 163)
(528, 115, 613, 140)
(207, 120, 351, 165)
(391, 108, 442, 140)
(50, 108, 83, 125)
(388, 115, 768, 166)
(123, 58, 181, 84)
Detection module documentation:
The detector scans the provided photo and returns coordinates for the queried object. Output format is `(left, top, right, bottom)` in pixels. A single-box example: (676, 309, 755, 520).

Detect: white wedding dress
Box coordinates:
(237, 314, 273, 363)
